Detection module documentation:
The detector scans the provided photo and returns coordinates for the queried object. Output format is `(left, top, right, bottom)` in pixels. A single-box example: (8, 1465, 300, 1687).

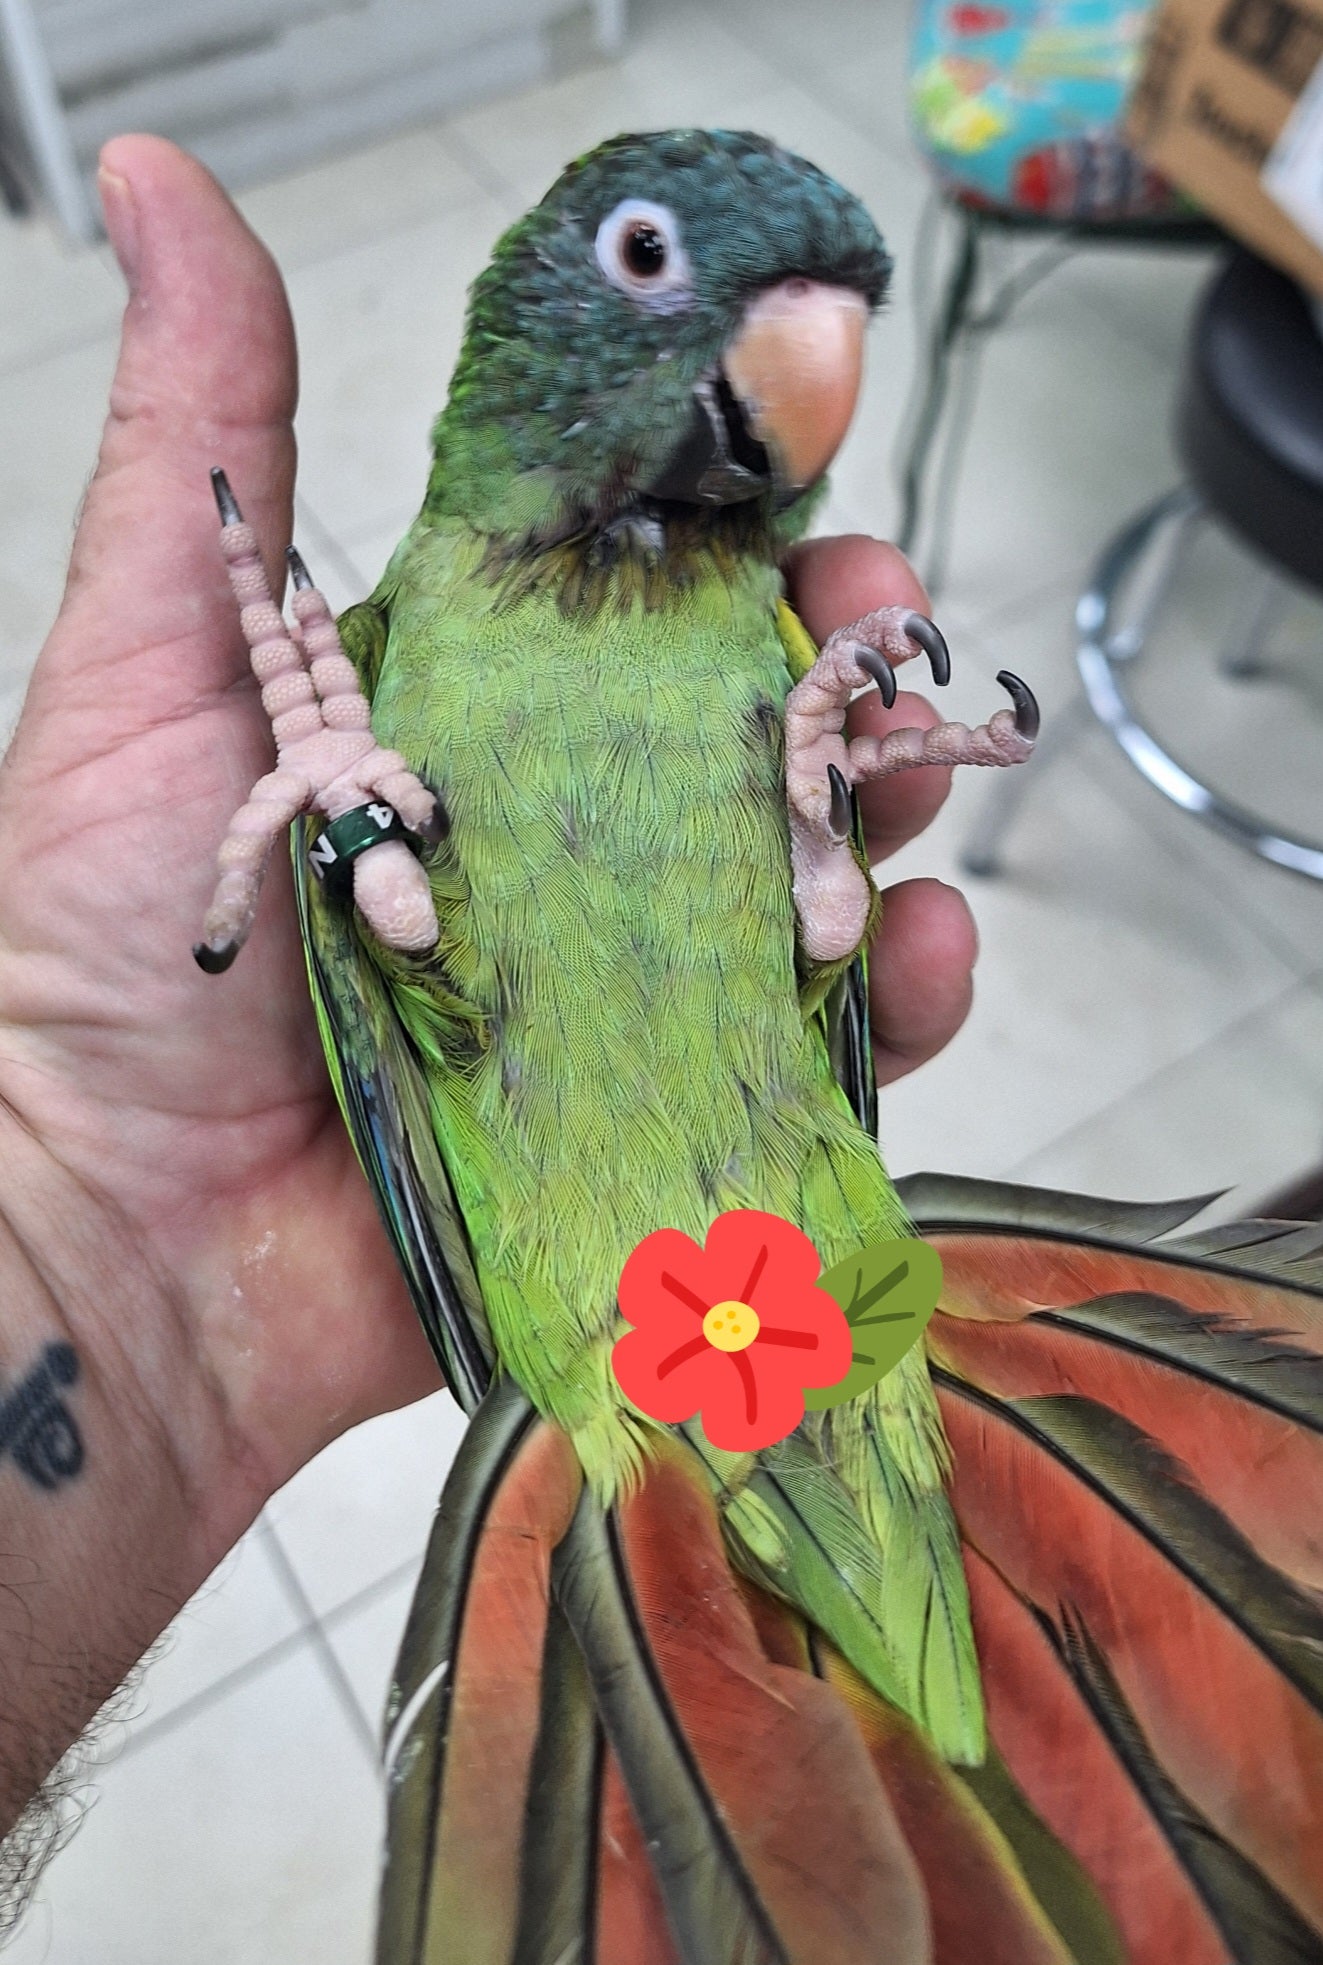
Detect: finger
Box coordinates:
(46, 136, 297, 705)
(868, 877, 977, 1087)
(784, 534, 929, 640)
(785, 536, 954, 861)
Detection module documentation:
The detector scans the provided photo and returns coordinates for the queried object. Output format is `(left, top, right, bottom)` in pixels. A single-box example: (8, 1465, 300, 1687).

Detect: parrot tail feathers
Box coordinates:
(375, 1370, 1225, 1965)
(806, 1625, 1126, 1965)
(904, 1173, 1323, 1960)
(376, 1378, 582, 1965)
(379, 1381, 945, 1965)
(962, 1549, 1323, 1965)
(556, 1438, 936, 1965)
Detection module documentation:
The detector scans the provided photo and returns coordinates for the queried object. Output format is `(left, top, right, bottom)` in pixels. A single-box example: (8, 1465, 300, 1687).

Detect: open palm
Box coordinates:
(0, 139, 434, 1543)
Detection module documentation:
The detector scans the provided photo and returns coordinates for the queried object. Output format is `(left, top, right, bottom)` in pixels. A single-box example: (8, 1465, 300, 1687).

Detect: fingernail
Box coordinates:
(98, 164, 139, 290)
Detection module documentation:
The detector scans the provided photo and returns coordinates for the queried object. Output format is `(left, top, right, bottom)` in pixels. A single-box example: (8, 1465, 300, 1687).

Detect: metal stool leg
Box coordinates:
(1077, 489, 1323, 881)
(1101, 490, 1202, 661)
(1219, 565, 1286, 680)
(960, 491, 1198, 878)
(896, 205, 982, 562)
(959, 692, 1092, 877)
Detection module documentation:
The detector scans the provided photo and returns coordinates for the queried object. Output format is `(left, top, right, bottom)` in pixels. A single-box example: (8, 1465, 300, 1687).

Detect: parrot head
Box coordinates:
(429, 128, 892, 546)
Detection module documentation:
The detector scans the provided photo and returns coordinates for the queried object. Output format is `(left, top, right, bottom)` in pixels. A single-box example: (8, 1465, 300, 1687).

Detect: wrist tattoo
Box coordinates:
(0, 1344, 82, 1491)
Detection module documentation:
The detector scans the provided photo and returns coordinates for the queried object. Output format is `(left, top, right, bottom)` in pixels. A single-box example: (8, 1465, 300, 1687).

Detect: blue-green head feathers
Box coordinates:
(425, 129, 891, 546)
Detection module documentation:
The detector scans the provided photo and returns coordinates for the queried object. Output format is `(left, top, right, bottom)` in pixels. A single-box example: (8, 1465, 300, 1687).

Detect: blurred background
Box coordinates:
(2, 0, 1323, 1958)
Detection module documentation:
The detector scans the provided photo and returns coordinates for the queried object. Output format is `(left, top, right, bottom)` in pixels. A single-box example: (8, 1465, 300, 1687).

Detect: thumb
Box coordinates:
(52, 134, 297, 693)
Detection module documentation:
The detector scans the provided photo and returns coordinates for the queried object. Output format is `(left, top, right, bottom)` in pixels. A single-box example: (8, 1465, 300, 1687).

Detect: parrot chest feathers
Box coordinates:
(366, 559, 909, 1452)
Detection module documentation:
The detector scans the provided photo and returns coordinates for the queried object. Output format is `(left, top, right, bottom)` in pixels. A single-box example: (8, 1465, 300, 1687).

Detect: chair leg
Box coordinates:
(896, 205, 982, 564)
(592, 0, 626, 53)
(959, 693, 1092, 877)
(1076, 488, 1323, 881)
(1219, 564, 1285, 680)
(1103, 492, 1202, 661)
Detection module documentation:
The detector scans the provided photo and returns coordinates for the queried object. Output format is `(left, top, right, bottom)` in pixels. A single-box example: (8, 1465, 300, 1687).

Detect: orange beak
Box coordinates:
(722, 278, 868, 492)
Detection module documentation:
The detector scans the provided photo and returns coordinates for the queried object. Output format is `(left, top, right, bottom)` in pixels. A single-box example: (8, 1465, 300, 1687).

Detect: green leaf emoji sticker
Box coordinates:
(803, 1237, 942, 1411)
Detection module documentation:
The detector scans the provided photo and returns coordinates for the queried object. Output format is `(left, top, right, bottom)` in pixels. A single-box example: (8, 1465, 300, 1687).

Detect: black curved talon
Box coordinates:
(210, 467, 242, 527)
(903, 611, 951, 687)
(286, 546, 314, 593)
(857, 646, 897, 710)
(193, 940, 238, 975)
(417, 787, 451, 847)
(996, 669, 1040, 742)
(827, 762, 852, 840)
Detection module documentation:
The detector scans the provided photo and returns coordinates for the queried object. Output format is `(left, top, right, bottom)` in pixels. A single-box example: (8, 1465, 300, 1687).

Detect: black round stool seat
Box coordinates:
(1177, 251, 1323, 593)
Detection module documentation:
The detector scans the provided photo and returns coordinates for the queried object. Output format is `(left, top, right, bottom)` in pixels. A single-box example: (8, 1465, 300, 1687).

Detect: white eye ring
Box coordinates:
(594, 199, 693, 311)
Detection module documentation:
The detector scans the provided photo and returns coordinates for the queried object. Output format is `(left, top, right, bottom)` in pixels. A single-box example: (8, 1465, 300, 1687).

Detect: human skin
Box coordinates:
(0, 135, 976, 1836)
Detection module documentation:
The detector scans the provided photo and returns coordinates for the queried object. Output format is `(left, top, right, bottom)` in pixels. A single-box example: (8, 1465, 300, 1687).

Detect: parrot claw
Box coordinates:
(855, 646, 897, 709)
(826, 762, 852, 841)
(782, 609, 1038, 963)
(997, 668, 1040, 741)
(411, 779, 452, 848)
(903, 611, 950, 687)
(194, 470, 442, 971)
(210, 466, 242, 527)
(192, 938, 239, 975)
(592, 512, 666, 565)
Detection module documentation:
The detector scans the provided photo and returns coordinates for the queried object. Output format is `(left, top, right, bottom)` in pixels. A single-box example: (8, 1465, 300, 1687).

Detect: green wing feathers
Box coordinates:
(296, 836, 492, 1411)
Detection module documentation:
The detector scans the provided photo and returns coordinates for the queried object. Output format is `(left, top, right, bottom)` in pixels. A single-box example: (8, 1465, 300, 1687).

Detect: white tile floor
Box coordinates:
(2, 0, 1323, 1957)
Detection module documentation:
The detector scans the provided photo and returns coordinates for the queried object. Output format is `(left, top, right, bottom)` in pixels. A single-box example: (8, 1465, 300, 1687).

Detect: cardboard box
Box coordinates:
(1129, 0, 1323, 294)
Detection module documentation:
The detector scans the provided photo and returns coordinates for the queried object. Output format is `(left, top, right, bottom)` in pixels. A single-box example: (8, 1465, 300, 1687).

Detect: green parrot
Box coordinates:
(198, 130, 1323, 1965)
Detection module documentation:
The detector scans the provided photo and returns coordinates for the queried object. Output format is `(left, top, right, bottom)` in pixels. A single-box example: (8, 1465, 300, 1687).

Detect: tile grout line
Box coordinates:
(1074, 742, 1323, 983)
(258, 1519, 391, 1768)
(117, 1618, 322, 1764)
(1002, 967, 1322, 1192)
(428, 124, 523, 208)
(117, 1546, 424, 1763)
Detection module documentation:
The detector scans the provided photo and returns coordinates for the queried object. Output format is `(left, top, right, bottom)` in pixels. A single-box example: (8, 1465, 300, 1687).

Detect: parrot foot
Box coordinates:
(784, 608, 1038, 963)
(193, 470, 442, 973)
(590, 511, 666, 565)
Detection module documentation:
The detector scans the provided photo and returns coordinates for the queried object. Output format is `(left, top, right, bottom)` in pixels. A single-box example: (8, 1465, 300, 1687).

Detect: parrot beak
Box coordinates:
(645, 280, 868, 507)
(723, 280, 868, 494)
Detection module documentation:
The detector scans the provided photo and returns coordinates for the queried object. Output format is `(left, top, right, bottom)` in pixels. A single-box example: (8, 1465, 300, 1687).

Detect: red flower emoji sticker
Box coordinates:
(611, 1210, 853, 1452)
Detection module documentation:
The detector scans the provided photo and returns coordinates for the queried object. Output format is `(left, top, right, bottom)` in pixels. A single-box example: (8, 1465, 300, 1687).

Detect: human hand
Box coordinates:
(0, 139, 441, 1552)
(0, 137, 976, 1822)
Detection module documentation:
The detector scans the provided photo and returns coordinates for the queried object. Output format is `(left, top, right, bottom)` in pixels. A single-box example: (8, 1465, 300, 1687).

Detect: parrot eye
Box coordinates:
(625, 222, 666, 276)
(595, 199, 692, 310)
